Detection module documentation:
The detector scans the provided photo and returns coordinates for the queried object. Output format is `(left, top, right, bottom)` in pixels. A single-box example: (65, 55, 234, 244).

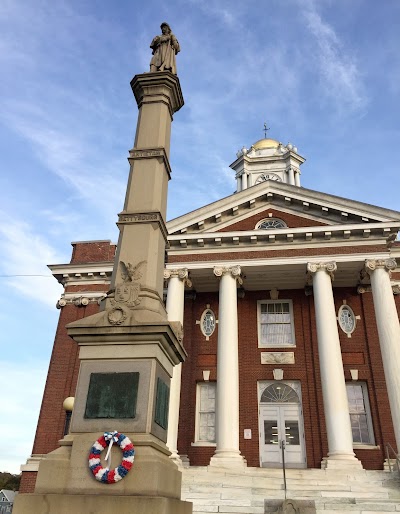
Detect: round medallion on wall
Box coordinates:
(338, 304, 356, 337)
(200, 308, 216, 338)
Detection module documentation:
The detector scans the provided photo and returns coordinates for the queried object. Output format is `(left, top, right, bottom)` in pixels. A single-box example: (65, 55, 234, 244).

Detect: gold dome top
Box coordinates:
(252, 138, 280, 150)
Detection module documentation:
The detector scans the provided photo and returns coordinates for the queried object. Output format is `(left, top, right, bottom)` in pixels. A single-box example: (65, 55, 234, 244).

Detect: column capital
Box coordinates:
(364, 258, 397, 275)
(163, 268, 192, 287)
(307, 261, 337, 280)
(213, 265, 243, 285)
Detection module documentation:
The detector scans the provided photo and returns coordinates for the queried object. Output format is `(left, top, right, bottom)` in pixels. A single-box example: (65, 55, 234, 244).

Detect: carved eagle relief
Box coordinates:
(119, 260, 146, 282)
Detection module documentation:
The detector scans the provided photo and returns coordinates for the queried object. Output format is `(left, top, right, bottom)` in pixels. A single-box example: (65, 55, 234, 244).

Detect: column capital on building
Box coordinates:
(164, 267, 192, 287)
(364, 258, 397, 275)
(213, 265, 243, 285)
(307, 261, 337, 280)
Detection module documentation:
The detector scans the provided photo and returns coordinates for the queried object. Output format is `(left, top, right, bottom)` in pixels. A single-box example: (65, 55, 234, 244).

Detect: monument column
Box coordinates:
(307, 262, 361, 469)
(365, 258, 400, 452)
(210, 265, 246, 468)
(164, 268, 191, 464)
(14, 21, 192, 514)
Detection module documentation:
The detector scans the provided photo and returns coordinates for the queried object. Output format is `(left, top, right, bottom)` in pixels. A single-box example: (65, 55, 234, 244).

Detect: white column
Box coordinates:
(288, 166, 295, 185)
(294, 169, 301, 187)
(242, 172, 248, 190)
(236, 175, 242, 192)
(365, 258, 400, 452)
(209, 265, 246, 468)
(307, 262, 362, 469)
(164, 268, 191, 465)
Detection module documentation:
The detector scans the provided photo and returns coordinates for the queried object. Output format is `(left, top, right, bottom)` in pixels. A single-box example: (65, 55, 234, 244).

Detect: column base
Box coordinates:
(321, 456, 363, 470)
(209, 450, 247, 469)
(13, 493, 192, 514)
(179, 454, 191, 468)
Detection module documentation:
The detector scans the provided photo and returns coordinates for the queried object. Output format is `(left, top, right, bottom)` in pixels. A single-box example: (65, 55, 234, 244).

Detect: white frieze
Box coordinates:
(261, 352, 295, 365)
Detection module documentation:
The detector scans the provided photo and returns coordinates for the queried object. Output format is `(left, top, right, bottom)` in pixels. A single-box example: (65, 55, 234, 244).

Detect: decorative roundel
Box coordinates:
(200, 308, 216, 337)
(256, 218, 287, 230)
(338, 304, 356, 336)
(88, 431, 135, 483)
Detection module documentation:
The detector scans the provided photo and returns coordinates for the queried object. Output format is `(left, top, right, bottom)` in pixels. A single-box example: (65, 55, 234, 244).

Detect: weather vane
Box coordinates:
(263, 122, 270, 138)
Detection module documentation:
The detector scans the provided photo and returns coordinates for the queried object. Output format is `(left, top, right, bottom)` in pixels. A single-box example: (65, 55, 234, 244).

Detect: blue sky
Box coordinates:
(1, 0, 399, 473)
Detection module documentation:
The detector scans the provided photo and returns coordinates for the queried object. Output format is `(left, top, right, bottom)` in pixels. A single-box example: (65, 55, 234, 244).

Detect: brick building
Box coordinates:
(20, 136, 400, 491)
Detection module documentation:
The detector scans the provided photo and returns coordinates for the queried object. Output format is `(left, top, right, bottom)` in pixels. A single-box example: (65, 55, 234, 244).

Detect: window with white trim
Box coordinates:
(256, 218, 287, 230)
(195, 382, 216, 444)
(346, 382, 375, 445)
(258, 300, 296, 347)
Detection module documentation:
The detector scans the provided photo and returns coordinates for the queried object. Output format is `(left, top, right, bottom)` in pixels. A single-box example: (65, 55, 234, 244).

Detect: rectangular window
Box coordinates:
(258, 300, 295, 347)
(346, 382, 375, 445)
(195, 382, 216, 443)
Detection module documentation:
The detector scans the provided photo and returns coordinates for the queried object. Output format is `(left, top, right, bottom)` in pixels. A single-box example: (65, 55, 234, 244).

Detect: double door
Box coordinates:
(259, 402, 305, 468)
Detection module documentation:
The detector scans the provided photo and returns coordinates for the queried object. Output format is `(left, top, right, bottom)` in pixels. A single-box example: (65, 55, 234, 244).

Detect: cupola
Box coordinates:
(231, 137, 305, 192)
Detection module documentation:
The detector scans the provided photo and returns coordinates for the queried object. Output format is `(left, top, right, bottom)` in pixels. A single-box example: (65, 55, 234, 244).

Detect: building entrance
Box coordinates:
(258, 382, 306, 468)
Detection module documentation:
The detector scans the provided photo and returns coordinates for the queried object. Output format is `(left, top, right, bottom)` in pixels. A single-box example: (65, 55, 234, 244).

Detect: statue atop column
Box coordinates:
(150, 22, 180, 74)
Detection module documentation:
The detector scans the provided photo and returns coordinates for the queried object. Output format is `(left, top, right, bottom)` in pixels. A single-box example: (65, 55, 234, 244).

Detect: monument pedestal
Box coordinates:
(14, 67, 191, 513)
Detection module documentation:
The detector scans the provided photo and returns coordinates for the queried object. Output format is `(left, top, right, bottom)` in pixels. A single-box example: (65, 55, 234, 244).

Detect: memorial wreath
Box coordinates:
(88, 430, 135, 483)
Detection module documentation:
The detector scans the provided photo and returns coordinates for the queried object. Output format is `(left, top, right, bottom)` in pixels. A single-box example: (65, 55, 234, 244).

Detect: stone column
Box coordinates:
(209, 266, 246, 468)
(236, 175, 242, 192)
(294, 169, 301, 187)
(307, 262, 361, 469)
(365, 258, 400, 452)
(164, 268, 191, 465)
(288, 166, 295, 185)
(242, 172, 248, 190)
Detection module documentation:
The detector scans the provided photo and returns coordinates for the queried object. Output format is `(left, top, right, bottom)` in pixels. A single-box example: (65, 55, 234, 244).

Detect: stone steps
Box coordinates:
(181, 466, 400, 513)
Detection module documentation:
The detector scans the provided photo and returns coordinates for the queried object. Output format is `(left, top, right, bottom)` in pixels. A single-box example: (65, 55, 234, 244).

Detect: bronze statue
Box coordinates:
(150, 22, 180, 74)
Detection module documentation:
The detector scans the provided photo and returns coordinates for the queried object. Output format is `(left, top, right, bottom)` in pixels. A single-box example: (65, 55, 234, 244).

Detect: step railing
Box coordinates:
(385, 442, 400, 476)
(279, 440, 287, 499)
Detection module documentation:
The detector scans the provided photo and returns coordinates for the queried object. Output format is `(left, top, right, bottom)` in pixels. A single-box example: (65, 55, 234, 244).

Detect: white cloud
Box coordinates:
(298, 0, 367, 112)
(0, 213, 63, 308)
(0, 360, 47, 473)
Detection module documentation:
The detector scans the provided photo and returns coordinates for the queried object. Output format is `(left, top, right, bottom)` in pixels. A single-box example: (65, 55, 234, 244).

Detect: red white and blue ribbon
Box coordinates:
(88, 431, 135, 483)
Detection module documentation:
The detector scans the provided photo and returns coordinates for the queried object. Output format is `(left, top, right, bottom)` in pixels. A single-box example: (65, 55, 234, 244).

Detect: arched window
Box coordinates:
(260, 382, 299, 403)
(256, 218, 287, 230)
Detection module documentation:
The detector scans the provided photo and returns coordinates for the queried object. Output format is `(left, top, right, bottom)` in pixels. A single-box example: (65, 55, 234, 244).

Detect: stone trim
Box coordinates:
(128, 147, 172, 178)
(118, 209, 168, 242)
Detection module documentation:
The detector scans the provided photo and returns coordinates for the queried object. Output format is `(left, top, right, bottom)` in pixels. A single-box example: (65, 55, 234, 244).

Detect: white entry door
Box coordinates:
(258, 382, 306, 468)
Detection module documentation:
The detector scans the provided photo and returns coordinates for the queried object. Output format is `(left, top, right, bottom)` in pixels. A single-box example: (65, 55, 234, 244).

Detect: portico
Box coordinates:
(165, 250, 400, 469)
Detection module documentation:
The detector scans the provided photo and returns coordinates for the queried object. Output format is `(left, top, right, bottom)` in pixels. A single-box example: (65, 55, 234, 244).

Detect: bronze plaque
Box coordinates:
(84, 372, 139, 419)
(154, 378, 169, 429)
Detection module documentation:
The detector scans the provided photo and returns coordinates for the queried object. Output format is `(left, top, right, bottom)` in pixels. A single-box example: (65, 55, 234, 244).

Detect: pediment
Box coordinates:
(167, 181, 400, 236)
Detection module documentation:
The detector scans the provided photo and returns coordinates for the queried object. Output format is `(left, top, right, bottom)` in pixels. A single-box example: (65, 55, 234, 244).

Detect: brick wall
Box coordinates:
(70, 240, 116, 264)
(19, 471, 37, 493)
(217, 208, 327, 232)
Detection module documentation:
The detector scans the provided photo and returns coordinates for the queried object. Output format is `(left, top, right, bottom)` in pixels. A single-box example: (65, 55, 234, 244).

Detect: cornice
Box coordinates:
(165, 252, 392, 271)
(48, 262, 113, 286)
(167, 222, 399, 252)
